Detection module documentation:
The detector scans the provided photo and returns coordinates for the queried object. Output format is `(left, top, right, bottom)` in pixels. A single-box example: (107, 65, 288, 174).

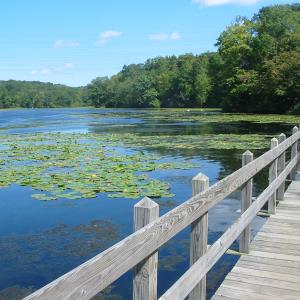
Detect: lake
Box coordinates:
(0, 108, 297, 299)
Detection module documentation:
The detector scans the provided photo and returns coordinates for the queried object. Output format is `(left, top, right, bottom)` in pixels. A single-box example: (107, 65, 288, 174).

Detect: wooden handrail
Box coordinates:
(159, 152, 300, 300)
(24, 128, 300, 300)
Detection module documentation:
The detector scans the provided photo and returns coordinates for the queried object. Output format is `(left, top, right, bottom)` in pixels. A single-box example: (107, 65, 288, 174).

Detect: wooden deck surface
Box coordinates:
(212, 178, 300, 300)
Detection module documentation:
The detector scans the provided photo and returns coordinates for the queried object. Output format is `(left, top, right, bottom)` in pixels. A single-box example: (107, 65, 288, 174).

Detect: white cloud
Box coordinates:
(170, 32, 181, 40)
(96, 30, 122, 45)
(30, 63, 74, 76)
(65, 62, 74, 69)
(149, 33, 169, 41)
(54, 39, 80, 49)
(41, 68, 51, 75)
(192, 0, 260, 6)
(149, 31, 181, 41)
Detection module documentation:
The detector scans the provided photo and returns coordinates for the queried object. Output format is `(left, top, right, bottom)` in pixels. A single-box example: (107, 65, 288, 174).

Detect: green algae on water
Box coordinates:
(0, 131, 270, 201)
(0, 133, 194, 200)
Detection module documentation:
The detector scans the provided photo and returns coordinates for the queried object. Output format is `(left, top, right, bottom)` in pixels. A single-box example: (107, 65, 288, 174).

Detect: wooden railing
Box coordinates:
(24, 126, 300, 300)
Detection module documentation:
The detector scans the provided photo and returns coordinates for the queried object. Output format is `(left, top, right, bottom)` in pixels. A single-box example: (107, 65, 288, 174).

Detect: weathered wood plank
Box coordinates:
(220, 279, 300, 299)
(255, 231, 300, 243)
(212, 294, 240, 300)
(290, 126, 298, 179)
(268, 138, 278, 214)
(247, 250, 300, 262)
(133, 197, 159, 300)
(240, 254, 300, 269)
(189, 173, 209, 300)
(239, 150, 253, 253)
(277, 133, 287, 200)
(159, 154, 299, 300)
(214, 284, 298, 300)
(227, 273, 300, 292)
(237, 260, 300, 276)
(230, 266, 300, 283)
(251, 239, 300, 250)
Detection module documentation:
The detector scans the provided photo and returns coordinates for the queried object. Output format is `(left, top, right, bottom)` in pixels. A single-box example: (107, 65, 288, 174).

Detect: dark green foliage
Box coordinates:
(86, 53, 217, 108)
(217, 4, 300, 113)
(0, 80, 86, 108)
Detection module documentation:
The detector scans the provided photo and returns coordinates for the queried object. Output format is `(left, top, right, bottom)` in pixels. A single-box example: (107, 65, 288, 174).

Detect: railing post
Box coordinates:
(277, 133, 286, 201)
(239, 150, 253, 253)
(133, 197, 159, 300)
(290, 126, 298, 180)
(189, 173, 209, 300)
(268, 138, 278, 214)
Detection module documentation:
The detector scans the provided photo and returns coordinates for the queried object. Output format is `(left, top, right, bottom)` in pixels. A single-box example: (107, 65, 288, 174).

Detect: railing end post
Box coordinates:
(277, 133, 287, 201)
(278, 133, 286, 141)
(293, 126, 298, 134)
(190, 172, 209, 300)
(268, 137, 278, 214)
(133, 197, 159, 300)
(192, 173, 209, 197)
(240, 150, 253, 253)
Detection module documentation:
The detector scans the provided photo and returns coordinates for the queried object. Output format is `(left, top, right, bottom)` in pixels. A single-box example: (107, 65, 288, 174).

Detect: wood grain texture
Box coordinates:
(24, 130, 300, 300)
(277, 133, 286, 200)
(189, 173, 209, 300)
(268, 138, 278, 214)
(133, 197, 159, 300)
(240, 151, 253, 253)
(291, 126, 298, 179)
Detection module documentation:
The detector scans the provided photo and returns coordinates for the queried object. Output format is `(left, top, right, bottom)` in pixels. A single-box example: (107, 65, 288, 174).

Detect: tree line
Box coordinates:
(0, 80, 85, 109)
(1, 4, 299, 113)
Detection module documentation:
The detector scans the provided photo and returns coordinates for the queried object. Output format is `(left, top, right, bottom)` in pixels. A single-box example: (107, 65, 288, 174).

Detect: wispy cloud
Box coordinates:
(53, 39, 80, 49)
(40, 68, 51, 75)
(149, 31, 181, 41)
(64, 62, 74, 69)
(96, 30, 122, 45)
(30, 63, 74, 76)
(192, 0, 260, 6)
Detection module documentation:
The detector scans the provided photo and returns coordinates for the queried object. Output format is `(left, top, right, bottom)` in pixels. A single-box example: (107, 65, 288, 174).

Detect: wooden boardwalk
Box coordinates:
(212, 177, 300, 300)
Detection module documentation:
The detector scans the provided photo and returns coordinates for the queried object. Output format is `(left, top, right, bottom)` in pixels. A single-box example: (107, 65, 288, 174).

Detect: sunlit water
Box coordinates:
(0, 108, 293, 299)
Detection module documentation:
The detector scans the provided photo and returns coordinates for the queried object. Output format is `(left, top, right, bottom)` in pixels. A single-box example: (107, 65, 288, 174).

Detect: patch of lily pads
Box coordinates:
(0, 133, 196, 201)
(74, 109, 300, 124)
(0, 131, 271, 201)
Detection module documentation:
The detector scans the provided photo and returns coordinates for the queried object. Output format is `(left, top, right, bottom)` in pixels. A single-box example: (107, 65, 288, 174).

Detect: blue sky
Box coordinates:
(0, 0, 291, 86)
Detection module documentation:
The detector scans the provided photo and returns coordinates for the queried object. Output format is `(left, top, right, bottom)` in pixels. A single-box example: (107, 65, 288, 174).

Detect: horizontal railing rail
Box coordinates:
(159, 152, 300, 299)
(24, 126, 300, 300)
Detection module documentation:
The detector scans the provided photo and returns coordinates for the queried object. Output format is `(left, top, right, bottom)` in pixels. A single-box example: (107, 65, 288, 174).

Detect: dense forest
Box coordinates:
(0, 81, 85, 108)
(1, 4, 299, 113)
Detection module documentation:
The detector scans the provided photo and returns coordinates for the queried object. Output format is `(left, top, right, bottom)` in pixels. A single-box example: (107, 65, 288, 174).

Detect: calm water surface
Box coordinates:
(0, 108, 292, 299)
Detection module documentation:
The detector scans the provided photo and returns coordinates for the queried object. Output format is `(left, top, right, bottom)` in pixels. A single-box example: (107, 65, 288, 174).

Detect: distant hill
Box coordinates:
(0, 80, 86, 108)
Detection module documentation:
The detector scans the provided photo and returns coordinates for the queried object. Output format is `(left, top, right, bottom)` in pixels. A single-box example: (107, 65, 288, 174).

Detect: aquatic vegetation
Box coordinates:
(74, 109, 300, 124)
(121, 133, 271, 151)
(0, 129, 270, 201)
(0, 133, 196, 200)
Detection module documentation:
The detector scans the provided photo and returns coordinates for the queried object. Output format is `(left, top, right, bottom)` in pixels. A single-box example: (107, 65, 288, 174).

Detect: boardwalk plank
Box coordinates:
(212, 179, 300, 299)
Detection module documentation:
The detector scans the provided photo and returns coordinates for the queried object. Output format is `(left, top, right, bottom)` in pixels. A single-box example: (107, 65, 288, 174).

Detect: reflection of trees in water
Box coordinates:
(0, 220, 119, 300)
(0, 285, 34, 300)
